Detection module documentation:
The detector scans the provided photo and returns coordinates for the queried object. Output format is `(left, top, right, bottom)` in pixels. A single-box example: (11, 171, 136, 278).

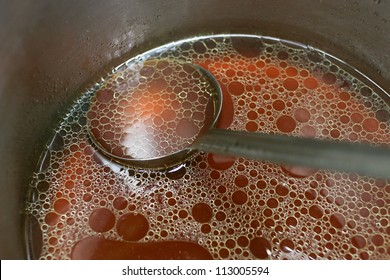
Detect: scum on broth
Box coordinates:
(25, 35, 390, 260)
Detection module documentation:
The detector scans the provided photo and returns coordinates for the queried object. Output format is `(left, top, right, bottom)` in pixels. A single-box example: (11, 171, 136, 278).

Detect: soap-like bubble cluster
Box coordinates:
(25, 35, 390, 260)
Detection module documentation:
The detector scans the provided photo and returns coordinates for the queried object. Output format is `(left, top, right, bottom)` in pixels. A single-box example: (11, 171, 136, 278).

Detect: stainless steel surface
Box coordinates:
(197, 129, 390, 178)
(1, 0, 389, 259)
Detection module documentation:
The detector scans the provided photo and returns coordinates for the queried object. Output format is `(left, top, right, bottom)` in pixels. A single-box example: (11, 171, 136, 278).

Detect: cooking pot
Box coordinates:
(1, 0, 389, 259)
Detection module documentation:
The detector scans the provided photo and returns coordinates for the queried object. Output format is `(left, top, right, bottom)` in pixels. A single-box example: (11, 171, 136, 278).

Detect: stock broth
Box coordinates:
(25, 35, 390, 260)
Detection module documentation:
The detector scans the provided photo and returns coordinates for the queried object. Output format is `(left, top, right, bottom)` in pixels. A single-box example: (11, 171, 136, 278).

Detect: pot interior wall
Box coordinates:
(0, 0, 389, 259)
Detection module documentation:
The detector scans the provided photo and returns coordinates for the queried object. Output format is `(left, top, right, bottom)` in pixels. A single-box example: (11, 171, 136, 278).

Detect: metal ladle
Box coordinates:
(87, 59, 390, 177)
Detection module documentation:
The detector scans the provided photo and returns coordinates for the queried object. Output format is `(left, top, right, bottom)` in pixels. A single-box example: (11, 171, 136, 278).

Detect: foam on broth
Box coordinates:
(25, 35, 390, 260)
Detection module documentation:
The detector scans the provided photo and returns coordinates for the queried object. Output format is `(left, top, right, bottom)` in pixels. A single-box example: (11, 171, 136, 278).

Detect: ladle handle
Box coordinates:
(195, 129, 390, 178)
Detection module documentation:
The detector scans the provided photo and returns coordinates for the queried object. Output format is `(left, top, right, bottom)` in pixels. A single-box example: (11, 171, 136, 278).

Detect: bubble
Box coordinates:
(225, 239, 236, 249)
(339, 115, 350, 125)
(231, 37, 264, 58)
(83, 193, 92, 202)
(305, 189, 317, 200)
(116, 213, 149, 241)
(294, 108, 311, 123)
(48, 237, 58, 246)
(286, 66, 298, 76)
(45, 212, 59, 226)
(360, 86, 372, 97)
(113, 197, 128, 210)
(228, 81, 245, 96)
(217, 185, 227, 194)
(351, 116, 363, 128)
(232, 190, 248, 205)
(286, 217, 298, 227)
(339, 91, 350, 101)
(247, 111, 258, 120)
(264, 219, 275, 228)
(375, 109, 390, 122)
(66, 217, 75, 226)
(168, 198, 177, 206)
(371, 234, 384, 246)
(266, 198, 278, 208)
(309, 205, 324, 219)
(280, 239, 295, 253)
(249, 237, 272, 259)
(256, 60, 265, 68)
(237, 236, 249, 247)
(272, 100, 286, 111)
(275, 184, 289, 196)
(36, 181, 49, 193)
(359, 207, 369, 218)
(283, 78, 299, 91)
(322, 73, 337, 85)
(219, 248, 229, 258)
(246, 121, 259, 132)
(362, 118, 379, 132)
(329, 129, 340, 138)
(303, 77, 318, 89)
(234, 175, 249, 188)
(249, 221, 259, 231)
(360, 252, 370, 260)
(89, 208, 116, 233)
(330, 213, 346, 229)
(276, 115, 296, 133)
(178, 210, 188, 219)
(266, 67, 280, 78)
(351, 235, 367, 249)
(96, 89, 114, 103)
(53, 199, 70, 214)
(257, 180, 267, 189)
(193, 41, 207, 54)
(201, 224, 211, 234)
(161, 109, 176, 122)
(192, 203, 213, 223)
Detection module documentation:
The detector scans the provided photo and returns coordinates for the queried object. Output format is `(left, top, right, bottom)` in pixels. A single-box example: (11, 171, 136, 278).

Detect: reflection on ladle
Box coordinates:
(87, 59, 390, 178)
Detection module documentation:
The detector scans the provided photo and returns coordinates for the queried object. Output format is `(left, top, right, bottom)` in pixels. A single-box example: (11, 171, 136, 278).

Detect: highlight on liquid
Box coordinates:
(24, 35, 390, 260)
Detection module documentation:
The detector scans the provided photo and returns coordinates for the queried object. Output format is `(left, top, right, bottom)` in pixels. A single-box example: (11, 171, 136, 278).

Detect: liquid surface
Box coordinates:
(25, 35, 390, 260)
